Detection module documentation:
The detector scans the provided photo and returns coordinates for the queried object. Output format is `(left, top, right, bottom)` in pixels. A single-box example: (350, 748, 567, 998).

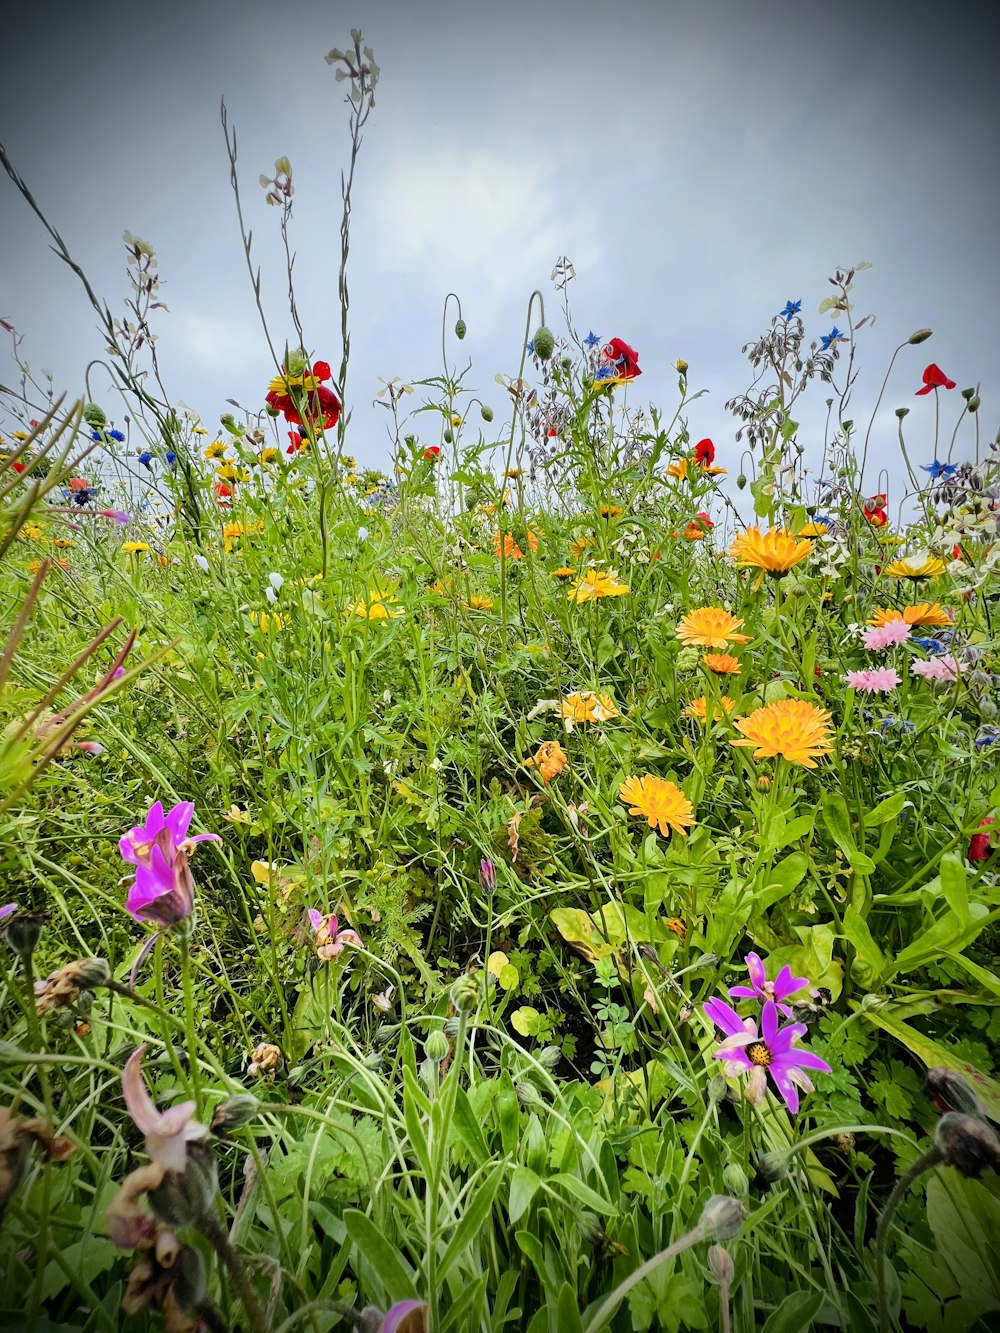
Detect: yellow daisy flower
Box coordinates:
(567, 569, 631, 602)
(204, 441, 228, 460)
(551, 567, 576, 579)
(870, 603, 953, 628)
(561, 692, 619, 725)
(729, 527, 814, 576)
(619, 775, 694, 838)
(731, 699, 834, 769)
(121, 541, 150, 554)
(683, 695, 737, 722)
(883, 554, 948, 580)
(676, 607, 751, 649)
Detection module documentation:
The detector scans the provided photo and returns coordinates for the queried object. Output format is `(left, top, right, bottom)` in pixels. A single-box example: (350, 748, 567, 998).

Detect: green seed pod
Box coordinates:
(968, 395, 981, 413)
(481, 405, 494, 422)
(532, 326, 555, 361)
(83, 403, 107, 429)
(908, 328, 933, 345)
(455, 318, 467, 340)
(895, 407, 910, 419)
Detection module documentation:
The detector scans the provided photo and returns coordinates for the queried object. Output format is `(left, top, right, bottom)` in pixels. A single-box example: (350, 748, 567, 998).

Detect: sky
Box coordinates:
(2, 0, 998, 509)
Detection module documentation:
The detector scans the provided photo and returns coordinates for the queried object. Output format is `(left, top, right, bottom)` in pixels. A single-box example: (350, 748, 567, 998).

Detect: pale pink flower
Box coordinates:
(912, 655, 960, 683)
(121, 1045, 207, 1172)
(307, 908, 363, 961)
(843, 668, 900, 694)
(861, 621, 911, 650)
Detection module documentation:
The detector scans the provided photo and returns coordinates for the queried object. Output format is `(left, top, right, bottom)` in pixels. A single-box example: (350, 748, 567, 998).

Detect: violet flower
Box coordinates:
(707, 998, 831, 1113)
(728, 951, 808, 1018)
(0, 903, 17, 924)
(120, 801, 220, 928)
(120, 801, 218, 866)
(122, 1045, 207, 1172)
(359, 1301, 427, 1333)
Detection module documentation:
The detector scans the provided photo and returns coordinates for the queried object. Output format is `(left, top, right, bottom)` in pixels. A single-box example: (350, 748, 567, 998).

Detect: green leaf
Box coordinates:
(863, 790, 907, 827)
(402, 1066, 431, 1176)
(760, 1289, 824, 1333)
(508, 1165, 541, 1223)
(842, 905, 886, 984)
(556, 1281, 586, 1333)
(438, 1163, 505, 1278)
(938, 853, 970, 922)
(451, 1086, 491, 1166)
(344, 1209, 418, 1303)
(548, 1171, 617, 1217)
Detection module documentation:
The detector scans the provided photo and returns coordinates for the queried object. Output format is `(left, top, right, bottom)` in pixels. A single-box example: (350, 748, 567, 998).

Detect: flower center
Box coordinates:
(747, 1042, 772, 1067)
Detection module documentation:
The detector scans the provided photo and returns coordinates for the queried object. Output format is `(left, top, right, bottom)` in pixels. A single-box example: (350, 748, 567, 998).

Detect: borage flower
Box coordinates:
(922, 460, 957, 479)
(915, 363, 956, 395)
(729, 952, 809, 1017)
(706, 998, 831, 1113)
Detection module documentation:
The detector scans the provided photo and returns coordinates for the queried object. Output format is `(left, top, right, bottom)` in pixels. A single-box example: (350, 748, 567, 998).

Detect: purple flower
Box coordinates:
(120, 801, 217, 866)
(120, 801, 219, 928)
(99, 509, 131, 525)
(307, 908, 363, 960)
(703, 995, 754, 1037)
(728, 952, 809, 1018)
(0, 903, 17, 924)
(479, 857, 496, 892)
(122, 1044, 207, 1171)
(708, 999, 831, 1113)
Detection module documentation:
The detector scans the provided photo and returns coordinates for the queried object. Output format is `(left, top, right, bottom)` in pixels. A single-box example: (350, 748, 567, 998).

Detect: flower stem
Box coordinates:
(582, 1222, 709, 1333)
(875, 1145, 942, 1333)
(199, 1210, 270, 1333)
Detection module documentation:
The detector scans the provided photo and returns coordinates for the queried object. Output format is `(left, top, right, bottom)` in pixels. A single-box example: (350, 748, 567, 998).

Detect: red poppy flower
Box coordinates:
(214, 481, 233, 507)
(265, 361, 341, 431)
(312, 361, 332, 381)
(682, 511, 715, 539)
(68, 477, 91, 491)
(11, 460, 25, 474)
(915, 364, 956, 396)
(602, 337, 641, 380)
(286, 431, 307, 455)
(862, 494, 888, 527)
(423, 446, 441, 460)
(694, 439, 715, 468)
(968, 817, 995, 863)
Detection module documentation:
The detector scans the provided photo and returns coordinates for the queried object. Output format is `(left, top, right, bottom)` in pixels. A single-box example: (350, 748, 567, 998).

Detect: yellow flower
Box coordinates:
(204, 441, 228, 460)
(567, 569, 630, 602)
(569, 534, 594, 559)
(259, 447, 281, 465)
(223, 520, 265, 553)
(505, 468, 526, 478)
(798, 522, 830, 537)
(494, 531, 539, 559)
(683, 695, 737, 722)
(561, 692, 619, 725)
(12, 431, 30, 441)
(121, 541, 150, 554)
(216, 463, 249, 482)
(250, 611, 285, 634)
(729, 527, 814, 575)
(451, 415, 462, 427)
(676, 607, 751, 649)
(551, 567, 576, 579)
(600, 504, 624, 518)
(525, 740, 569, 783)
(53, 539, 76, 549)
(467, 595, 493, 610)
(870, 602, 953, 628)
(883, 554, 947, 580)
(702, 653, 742, 675)
(731, 699, 833, 769)
(267, 370, 319, 394)
(22, 525, 44, 542)
(343, 591, 403, 620)
(339, 454, 357, 469)
(665, 459, 689, 481)
(674, 359, 688, 374)
(619, 775, 694, 838)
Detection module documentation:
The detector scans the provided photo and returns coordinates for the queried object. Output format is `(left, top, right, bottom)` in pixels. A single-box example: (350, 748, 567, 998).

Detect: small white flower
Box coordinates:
(194, 555, 209, 573)
(265, 586, 278, 604)
(357, 526, 369, 543)
(267, 572, 284, 591)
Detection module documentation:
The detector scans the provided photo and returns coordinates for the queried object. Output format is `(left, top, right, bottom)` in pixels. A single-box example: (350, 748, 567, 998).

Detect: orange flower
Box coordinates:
(561, 692, 619, 725)
(702, 653, 742, 675)
(870, 602, 953, 628)
(525, 740, 568, 783)
(551, 566, 576, 579)
(494, 530, 539, 559)
(569, 534, 594, 559)
(665, 459, 689, 481)
(731, 699, 833, 768)
(729, 527, 814, 576)
(619, 775, 694, 838)
(600, 504, 624, 518)
(676, 607, 751, 649)
(683, 695, 737, 722)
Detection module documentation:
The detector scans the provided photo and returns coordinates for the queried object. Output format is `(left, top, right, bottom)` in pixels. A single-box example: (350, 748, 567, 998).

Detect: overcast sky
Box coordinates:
(2, 0, 997, 506)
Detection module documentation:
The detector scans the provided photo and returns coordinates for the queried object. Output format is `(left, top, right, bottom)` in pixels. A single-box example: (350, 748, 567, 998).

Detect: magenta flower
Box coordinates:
(861, 621, 911, 650)
(99, 508, 131, 524)
(728, 951, 809, 1018)
(120, 801, 219, 928)
(307, 908, 363, 961)
(843, 668, 900, 694)
(706, 998, 831, 1113)
(122, 1045, 207, 1171)
(912, 655, 960, 683)
(120, 801, 218, 866)
(380, 1301, 427, 1333)
(0, 903, 17, 923)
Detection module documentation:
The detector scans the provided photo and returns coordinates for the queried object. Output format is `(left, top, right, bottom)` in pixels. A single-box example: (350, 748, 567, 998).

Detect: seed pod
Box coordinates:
(532, 327, 555, 361)
(736, 473, 747, 490)
(895, 407, 910, 419)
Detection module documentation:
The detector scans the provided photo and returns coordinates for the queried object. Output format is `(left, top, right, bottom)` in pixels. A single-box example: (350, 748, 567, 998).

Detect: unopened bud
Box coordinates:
(895, 407, 910, 419)
(736, 473, 747, 490)
(908, 328, 932, 345)
(211, 1094, 260, 1135)
(83, 403, 108, 428)
(515, 1080, 544, 1108)
(968, 396, 980, 413)
(708, 1075, 728, 1105)
(577, 1212, 604, 1245)
(722, 1163, 748, 1197)
(479, 857, 497, 893)
(934, 1112, 1000, 1177)
(454, 319, 467, 340)
(675, 359, 688, 375)
(148, 1141, 218, 1226)
(481, 406, 494, 422)
(450, 975, 479, 1013)
(536, 1045, 561, 1071)
(708, 1243, 734, 1286)
(698, 1194, 746, 1241)
(442, 429, 453, 444)
(2, 910, 46, 957)
(172, 1243, 208, 1313)
(925, 1067, 983, 1117)
(755, 1150, 790, 1186)
(425, 1030, 450, 1064)
(532, 327, 555, 361)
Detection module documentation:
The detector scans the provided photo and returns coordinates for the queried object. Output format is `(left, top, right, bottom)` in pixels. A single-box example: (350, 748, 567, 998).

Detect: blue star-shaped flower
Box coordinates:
(819, 327, 843, 351)
(108, 429, 125, 443)
(920, 460, 956, 479)
(780, 300, 802, 320)
(583, 330, 601, 349)
(974, 726, 999, 749)
(525, 340, 535, 355)
(594, 365, 613, 381)
(912, 637, 945, 654)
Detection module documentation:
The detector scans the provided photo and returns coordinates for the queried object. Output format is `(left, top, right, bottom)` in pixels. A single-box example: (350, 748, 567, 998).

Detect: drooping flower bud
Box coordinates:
(736, 473, 747, 490)
(722, 1162, 749, 1197)
(924, 1067, 984, 1117)
(2, 910, 46, 957)
(536, 1045, 562, 1071)
(968, 396, 981, 412)
(210, 1094, 260, 1135)
(454, 319, 467, 340)
(481, 405, 494, 422)
(698, 1194, 746, 1241)
(934, 1112, 1000, 1177)
(532, 327, 555, 361)
(708, 1243, 735, 1286)
(755, 1150, 790, 1186)
(908, 328, 933, 345)
(147, 1140, 218, 1226)
(450, 975, 479, 1013)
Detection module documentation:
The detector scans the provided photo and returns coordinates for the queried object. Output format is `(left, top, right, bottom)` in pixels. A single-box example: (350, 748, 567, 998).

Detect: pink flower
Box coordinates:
(121, 1045, 207, 1172)
(120, 801, 220, 928)
(843, 668, 900, 694)
(861, 621, 911, 650)
(728, 952, 809, 1018)
(912, 655, 960, 683)
(705, 999, 831, 1113)
(307, 908, 363, 960)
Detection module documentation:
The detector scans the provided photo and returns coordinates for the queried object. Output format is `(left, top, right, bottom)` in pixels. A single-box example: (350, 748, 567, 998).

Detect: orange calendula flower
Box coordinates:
(676, 607, 751, 649)
(567, 569, 630, 602)
(882, 554, 947, 580)
(731, 699, 834, 768)
(665, 459, 689, 481)
(870, 602, 953, 628)
(551, 566, 576, 579)
(561, 692, 619, 725)
(798, 521, 831, 538)
(683, 695, 737, 722)
(494, 530, 539, 559)
(730, 527, 814, 575)
(619, 775, 694, 838)
(569, 534, 594, 559)
(467, 595, 493, 610)
(702, 653, 742, 675)
(665, 917, 687, 939)
(525, 740, 569, 783)
(600, 504, 624, 518)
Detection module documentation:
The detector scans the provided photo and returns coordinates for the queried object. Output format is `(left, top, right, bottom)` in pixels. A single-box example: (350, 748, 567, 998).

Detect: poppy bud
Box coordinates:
(454, 319, 467, 340)
(934, 1111, 1000, 1177)
(708, 1244, 735, 1286)
(895, 407, 909, 419)
(924, 1067, 983, 1117)
(961, 387, 975, 400)
(211, 1094, 260, 1135)
(755, 1151, 790, 1186)
(968, 396, 980, 413)
(265, 405, 280, 418)
(722, 1163, 749, 1197)
(698, 1194, 746, 1241)
(83, 403, 108, 428)
(532, 327, 555, 361)
(2, 910, 46, 957)
(424, 1030, 450, 1064)
(908, 328, 933, 345)
(736, 474, 747, 490)
(442, 429, 453, 445)
(481, 406, 494, 422)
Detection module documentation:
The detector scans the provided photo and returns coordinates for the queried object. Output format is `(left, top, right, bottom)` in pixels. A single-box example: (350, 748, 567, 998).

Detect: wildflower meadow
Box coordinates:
(2, 28, 999, 1333)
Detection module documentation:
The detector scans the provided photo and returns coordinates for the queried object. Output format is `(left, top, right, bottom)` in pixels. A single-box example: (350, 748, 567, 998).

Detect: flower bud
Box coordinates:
(481, 406, 494, 422)
(698, 1194, 746, 1241)
(442, 429, 453, 444)
(83, 403, 108, 428)
(908, 328, 933, 345)
(454, 319, 467, 340)
(425, 1030, 450, 1064)
(532, 327, 555, 361)
(479, 857, 496, 893)
(515, 1080, 544, 1108)
(450, 974, 479, 1013)
(895, 407, 910, 419)
(736, 473, 747, 490)
(968, 396, 980, 413)
(934, 1112, 1000, 1177)
(172, 1243, 208, 1313)
(675, 359, 688, 375)
(708, 1243, 734, 1286)
(708, 1074, 729, 1105)
(2, 910, 46, 957)
(925, 1067, 983, 1117)
(722, 1163, 749, 1197)
(576, 1212, 604, 1246)
(755, 1150, 790, 1186)
(536, 1045, 561, 1071)
(148, 1142, 218, 1226)
(211, 1094, 260, 1135)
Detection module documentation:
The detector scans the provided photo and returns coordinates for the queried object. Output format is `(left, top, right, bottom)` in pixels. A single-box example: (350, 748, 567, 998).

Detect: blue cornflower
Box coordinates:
(525, 340, 535, 355)
(813, 513, 835, 528)
(819, 328, 843, 351)
(137, 451, 153, 469)
(921, 460, 956, 479)
(108, 429, 125, 443)
(583, 331, 601, 349)
(912, 637, 945, 654)
(90, 430, 105, 442)
(780, 300, 802, 320)
(165, 451, 177, 467)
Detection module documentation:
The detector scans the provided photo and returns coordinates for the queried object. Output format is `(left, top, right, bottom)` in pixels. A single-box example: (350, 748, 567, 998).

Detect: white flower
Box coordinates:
(357, 526, 369, 543)
(265, 586, 278, 604)
(267, 572, 284, 591)
(194, 555, 209, 573)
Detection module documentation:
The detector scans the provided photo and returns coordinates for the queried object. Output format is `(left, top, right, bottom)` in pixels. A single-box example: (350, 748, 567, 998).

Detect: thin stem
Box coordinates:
(199, 1210, 270, 1333)
(875, 1145, 942, 1333)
